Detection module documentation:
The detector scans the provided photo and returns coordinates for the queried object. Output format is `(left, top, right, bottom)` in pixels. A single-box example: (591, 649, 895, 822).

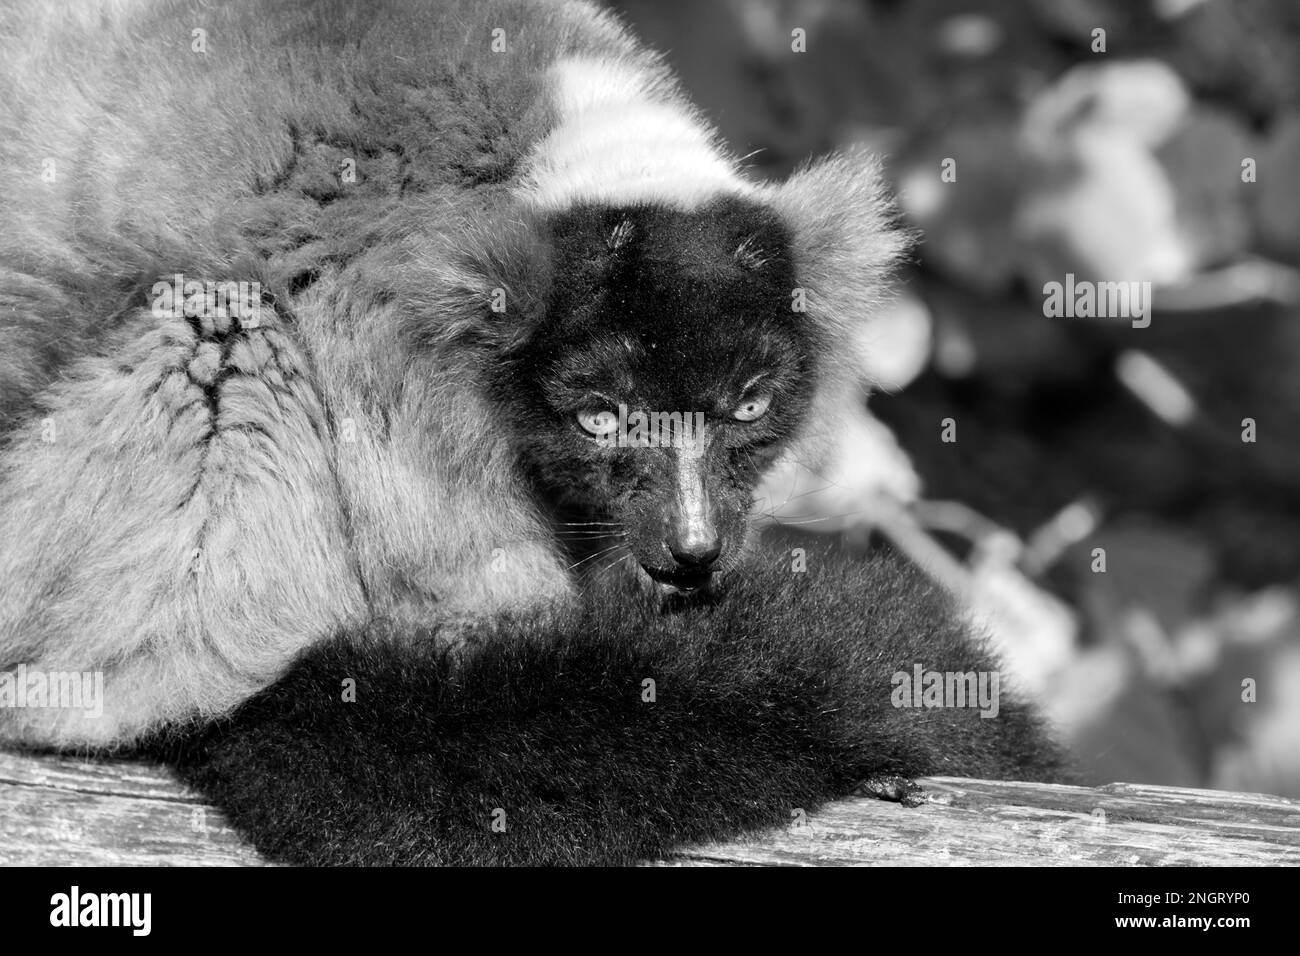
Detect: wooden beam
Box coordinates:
(2, 750, 1297, 866)
(0, 751, 266, 866)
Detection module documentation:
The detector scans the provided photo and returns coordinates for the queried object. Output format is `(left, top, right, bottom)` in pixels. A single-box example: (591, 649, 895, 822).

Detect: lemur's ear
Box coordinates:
(764, 149, 910, 377)
(401, 201, 553, 356)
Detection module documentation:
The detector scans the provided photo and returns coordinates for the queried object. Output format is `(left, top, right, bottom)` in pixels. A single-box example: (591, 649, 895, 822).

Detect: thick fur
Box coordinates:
(0, 0, 906, 746)
(150, 544, 1066, 866)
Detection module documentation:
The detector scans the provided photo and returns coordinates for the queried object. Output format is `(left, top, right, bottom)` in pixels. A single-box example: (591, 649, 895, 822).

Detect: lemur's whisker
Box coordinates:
(762, 475, 844, 513)
(597, 549, 636, 577)
(755, 505, 889, 527)
(565, 544, 626, 572)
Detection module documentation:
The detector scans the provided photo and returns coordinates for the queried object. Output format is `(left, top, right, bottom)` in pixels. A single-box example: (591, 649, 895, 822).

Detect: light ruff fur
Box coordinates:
(518, 56, 756, 211)
(0, 0, 904, 747)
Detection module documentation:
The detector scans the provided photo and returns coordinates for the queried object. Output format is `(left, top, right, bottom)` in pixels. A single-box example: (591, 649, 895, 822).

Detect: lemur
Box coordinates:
(0, 0, 1065, 864)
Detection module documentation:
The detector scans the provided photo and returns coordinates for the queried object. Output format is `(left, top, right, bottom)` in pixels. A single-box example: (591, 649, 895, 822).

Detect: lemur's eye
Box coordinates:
(577, 408, 618, 437)
(732, 393, 772, 422)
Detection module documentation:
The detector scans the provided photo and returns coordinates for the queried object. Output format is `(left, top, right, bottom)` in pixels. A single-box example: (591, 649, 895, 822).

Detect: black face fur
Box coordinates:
(491, 197, 821, 595)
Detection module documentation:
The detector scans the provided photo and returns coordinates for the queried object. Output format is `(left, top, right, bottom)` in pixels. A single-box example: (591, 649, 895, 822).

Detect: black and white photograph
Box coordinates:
(0, 0, 1295, 927)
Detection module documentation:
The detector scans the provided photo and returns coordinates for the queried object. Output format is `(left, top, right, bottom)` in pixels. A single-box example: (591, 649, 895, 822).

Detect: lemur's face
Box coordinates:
(504, 198, 819, 595)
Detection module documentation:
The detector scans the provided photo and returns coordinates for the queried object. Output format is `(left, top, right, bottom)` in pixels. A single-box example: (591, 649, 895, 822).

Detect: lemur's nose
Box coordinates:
(668, 529, 722, 569)
(669, 445, 719, 570)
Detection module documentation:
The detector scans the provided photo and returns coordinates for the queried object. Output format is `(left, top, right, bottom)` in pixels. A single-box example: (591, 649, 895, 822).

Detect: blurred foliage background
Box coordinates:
(609, 0, 1300, 797)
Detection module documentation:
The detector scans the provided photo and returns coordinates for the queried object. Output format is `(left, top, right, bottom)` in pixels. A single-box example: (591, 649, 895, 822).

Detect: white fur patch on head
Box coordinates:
(518, 56, 755, 211)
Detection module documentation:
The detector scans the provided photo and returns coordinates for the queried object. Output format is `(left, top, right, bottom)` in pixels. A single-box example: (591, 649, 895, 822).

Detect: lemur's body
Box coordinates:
(1, 0, 1062, 863)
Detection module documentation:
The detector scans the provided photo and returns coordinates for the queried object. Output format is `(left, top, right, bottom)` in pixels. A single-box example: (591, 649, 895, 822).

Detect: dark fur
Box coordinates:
(149, 544, 1066, 866)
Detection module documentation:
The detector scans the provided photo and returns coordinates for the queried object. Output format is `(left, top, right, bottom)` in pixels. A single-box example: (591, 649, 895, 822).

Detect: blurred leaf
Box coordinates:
(1253, 113, 1300, 264)
(1155, 107, 1256, 268)
(897, 112, 1024, 292)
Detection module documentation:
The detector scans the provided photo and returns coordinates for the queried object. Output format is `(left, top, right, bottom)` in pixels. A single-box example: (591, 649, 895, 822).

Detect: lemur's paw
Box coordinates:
(856, 774, 926, 807)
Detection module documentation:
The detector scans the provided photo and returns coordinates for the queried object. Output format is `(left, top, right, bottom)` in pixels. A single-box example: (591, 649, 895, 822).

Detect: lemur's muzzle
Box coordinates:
(642, 447, 723, 592)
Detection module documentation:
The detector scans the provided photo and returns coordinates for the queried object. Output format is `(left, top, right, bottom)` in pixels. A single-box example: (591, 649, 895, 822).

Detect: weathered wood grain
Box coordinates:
(0, 751, 266, 866)
(661, 779, 1300, 866)
(2, 750, 1297, 866)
